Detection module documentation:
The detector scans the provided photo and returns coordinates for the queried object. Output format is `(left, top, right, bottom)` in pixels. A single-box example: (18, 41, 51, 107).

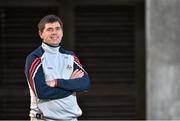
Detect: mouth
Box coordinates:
(50, 36, 59, 40)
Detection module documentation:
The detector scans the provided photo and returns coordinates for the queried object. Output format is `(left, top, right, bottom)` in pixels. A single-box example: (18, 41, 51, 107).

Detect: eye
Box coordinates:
(47, 28, 53, 32)
(56, 27, 61, 30)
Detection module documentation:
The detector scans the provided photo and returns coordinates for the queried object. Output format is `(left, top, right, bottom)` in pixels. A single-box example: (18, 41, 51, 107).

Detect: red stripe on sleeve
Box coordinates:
(73, 54, 83, 67)
(29, 57, 41, 95)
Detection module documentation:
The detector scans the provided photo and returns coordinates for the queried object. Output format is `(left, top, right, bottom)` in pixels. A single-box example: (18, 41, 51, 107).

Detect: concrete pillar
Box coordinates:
(146, 0, 180, 119)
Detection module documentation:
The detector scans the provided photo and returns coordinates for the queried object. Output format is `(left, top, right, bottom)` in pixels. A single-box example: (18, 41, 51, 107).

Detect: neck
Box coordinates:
(43, 42, 59, 48)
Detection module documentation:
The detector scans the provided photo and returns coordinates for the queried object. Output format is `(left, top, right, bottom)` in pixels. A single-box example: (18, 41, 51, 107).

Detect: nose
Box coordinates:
(51, 29, 58, 34)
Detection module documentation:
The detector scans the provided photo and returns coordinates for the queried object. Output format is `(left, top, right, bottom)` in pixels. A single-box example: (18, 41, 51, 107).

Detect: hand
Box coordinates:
(46, 80, 56, 87)
(70, 69, 84, 79)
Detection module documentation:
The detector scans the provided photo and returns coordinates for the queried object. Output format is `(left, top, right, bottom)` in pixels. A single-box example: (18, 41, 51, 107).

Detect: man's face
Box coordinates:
(39, 21, 63, 46)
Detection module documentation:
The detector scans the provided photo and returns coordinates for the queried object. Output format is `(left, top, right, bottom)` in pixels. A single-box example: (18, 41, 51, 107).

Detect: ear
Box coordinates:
(39, 31, 43, 39)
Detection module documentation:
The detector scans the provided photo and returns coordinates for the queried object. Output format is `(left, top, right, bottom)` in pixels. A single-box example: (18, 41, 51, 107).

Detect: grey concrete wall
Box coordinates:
(146, 0, 180, 119)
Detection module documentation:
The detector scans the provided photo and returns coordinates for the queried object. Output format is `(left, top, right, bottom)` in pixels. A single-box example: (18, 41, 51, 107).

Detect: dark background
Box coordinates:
(0, 0, 145, 120)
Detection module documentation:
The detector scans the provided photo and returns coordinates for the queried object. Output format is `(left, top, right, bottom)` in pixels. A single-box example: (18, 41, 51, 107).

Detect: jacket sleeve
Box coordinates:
(56, 54, 91, 92)
(25, 55, 72, 100)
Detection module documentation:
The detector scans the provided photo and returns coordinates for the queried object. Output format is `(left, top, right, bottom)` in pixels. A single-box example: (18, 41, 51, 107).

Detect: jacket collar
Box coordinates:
(41, 42, 60, 54)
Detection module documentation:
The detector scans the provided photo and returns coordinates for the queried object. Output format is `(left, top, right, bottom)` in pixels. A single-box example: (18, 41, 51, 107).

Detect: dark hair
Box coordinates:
(38, 14, 63, 32)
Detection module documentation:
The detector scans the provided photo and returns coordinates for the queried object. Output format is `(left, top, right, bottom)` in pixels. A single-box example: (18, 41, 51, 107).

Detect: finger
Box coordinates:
(46, 81, 50, 85)
(70, 69, 78, 77)
(74, 69, 79, 73)
(70, 69, 84, 79)
(78, 72, 84, 78)
(72, 69, 81, 76)
(72, 69, 79, 75)
(46, 80, 55, 87)
(74, 71, 84, 78)
(46, 81, 53, 86)
(74, 70, 82, 76)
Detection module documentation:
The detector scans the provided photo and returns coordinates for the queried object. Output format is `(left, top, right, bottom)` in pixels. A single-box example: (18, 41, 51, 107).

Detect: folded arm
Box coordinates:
(25, 56, 72, 100)
(46, 54, 91, 92)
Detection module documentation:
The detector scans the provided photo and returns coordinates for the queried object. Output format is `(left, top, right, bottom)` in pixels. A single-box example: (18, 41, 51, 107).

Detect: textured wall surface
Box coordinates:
(146, 0, 180, 119)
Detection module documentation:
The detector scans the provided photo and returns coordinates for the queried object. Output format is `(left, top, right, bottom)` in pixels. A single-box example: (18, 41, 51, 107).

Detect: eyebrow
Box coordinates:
(46, 26, 61, 30)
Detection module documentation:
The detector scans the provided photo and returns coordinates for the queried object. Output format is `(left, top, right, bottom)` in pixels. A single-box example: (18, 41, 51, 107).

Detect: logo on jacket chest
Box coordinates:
(66, 64, 72, 70)
(47, 67, 53, 70)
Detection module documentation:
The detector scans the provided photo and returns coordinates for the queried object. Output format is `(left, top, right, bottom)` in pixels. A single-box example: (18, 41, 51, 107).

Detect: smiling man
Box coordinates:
(24, 14, 91, 121)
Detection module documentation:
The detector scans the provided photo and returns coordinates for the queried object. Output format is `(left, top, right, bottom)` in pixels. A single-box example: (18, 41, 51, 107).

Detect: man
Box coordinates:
(24, 14, 91, 121)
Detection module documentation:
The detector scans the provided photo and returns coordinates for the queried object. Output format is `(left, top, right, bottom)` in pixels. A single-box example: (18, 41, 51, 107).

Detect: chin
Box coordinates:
(51, 44, 59, 46)
(51, 42, 60, 46)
